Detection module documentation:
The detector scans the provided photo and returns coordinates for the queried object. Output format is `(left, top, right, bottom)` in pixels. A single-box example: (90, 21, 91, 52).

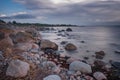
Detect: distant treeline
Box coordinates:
(0, 19, 78, 27)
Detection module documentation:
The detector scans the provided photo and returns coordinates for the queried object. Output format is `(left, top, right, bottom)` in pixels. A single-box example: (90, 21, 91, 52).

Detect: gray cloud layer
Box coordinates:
(1, 0, 120, 24)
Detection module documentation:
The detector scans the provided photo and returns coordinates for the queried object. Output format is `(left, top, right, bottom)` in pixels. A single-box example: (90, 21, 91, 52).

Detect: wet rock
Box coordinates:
(95, 51, 105, 56)
(69, 61, 92, 73)
(41, 61, 57, 70)
(6, 59, 30, 78)
(93, 72, 107, 80)
(10, 32, 34, 43)
(43, 75, 61, 80)
(0, 32, 5, 41)
(44, 48, 55, 54)
(66, 28, 72, 32)
(40, 40, 58, 50)
(84, 56, 89, 60)
(114, 50, 120, 54)
(95, 51, 105, 59)
(60, 41, 68, 45)
(81, 41, 85, 43)
(65, 43, 77, 51)
(94, 60, 106, 67)
(0, 36, 14, 51)
(111, 61, 120, 70)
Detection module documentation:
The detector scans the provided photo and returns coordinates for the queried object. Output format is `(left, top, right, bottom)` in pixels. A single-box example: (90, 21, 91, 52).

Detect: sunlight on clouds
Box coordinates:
(50, 0, 88, 4)
(50, 0, 107, 4)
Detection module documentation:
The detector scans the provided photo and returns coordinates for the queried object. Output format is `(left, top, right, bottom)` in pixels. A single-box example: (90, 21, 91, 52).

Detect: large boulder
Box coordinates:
(6, 59, 30, 78)
(10, 32, 35, 43)
(43, 75, 61, 80)
(0, 36, 14, 51)
(65, 43, 77, 51)
(69, 61, 92, 74)
(40, 40, 58, 50)
(14, 43, 33, 52)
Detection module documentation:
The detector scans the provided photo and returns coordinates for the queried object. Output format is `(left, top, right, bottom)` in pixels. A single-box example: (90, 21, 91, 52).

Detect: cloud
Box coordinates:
(0, 12, 37, 19)
(4, 0, 120, 24)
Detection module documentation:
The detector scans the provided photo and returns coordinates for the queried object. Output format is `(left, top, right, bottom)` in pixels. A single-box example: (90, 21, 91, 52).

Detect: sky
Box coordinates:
(0, 0, 120, 25)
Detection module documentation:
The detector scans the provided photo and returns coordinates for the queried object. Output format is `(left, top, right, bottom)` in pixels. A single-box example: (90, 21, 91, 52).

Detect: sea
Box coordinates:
(40, 26, 120, 64)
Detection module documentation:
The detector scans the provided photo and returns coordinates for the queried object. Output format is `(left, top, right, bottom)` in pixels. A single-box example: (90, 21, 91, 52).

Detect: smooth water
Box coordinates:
(40, 26, 120, 63)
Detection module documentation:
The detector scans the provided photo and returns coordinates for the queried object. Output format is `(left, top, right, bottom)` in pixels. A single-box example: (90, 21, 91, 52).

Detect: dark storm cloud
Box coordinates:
(8, 0, 120, 24)
(0, 12, 36, 19)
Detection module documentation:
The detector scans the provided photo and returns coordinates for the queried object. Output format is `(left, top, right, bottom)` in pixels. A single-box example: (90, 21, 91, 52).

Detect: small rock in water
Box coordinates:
(114, 50, 120, 54)
(65, 43, 77, 51)
(69, 61, 92, 73)
(93, 72, 107, 80)
(6, 59, 30, 78)
(95, 51, 105, 59)
(66, 28, 72, 32)
(43, 75, 61, 80)
(95, 51, 105, 56)
(81, 41, 85, 43)
(60, 41, 68, 45)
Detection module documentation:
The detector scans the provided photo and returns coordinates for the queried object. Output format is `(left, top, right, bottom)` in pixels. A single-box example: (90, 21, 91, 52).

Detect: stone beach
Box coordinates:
(0, 21, 120, 80)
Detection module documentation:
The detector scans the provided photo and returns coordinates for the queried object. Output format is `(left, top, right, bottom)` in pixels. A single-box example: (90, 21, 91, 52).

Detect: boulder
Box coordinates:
(43, 75, 61, 80)
(69, 61, 92, 73)
(6, 59, 30, 78)
(40, 40, 58, 50)
(0, 36, 14, 51)
(65, 43, 77, 51)
(14, 43, 33, 52)
(93, 72, 107, 80)
(10, 32, 34, 43)
(66, 28, 72, 32)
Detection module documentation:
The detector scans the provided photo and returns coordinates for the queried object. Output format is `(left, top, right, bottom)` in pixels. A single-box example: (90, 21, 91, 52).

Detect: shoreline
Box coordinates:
(0, 23, 120, 80)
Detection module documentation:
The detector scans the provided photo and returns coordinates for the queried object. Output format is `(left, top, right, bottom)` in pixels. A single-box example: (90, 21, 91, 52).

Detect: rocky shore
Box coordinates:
(0, 22, 120, 80)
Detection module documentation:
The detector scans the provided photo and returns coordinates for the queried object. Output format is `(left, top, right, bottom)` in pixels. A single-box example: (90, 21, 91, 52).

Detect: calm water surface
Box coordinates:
(40, 26, 120, 63)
